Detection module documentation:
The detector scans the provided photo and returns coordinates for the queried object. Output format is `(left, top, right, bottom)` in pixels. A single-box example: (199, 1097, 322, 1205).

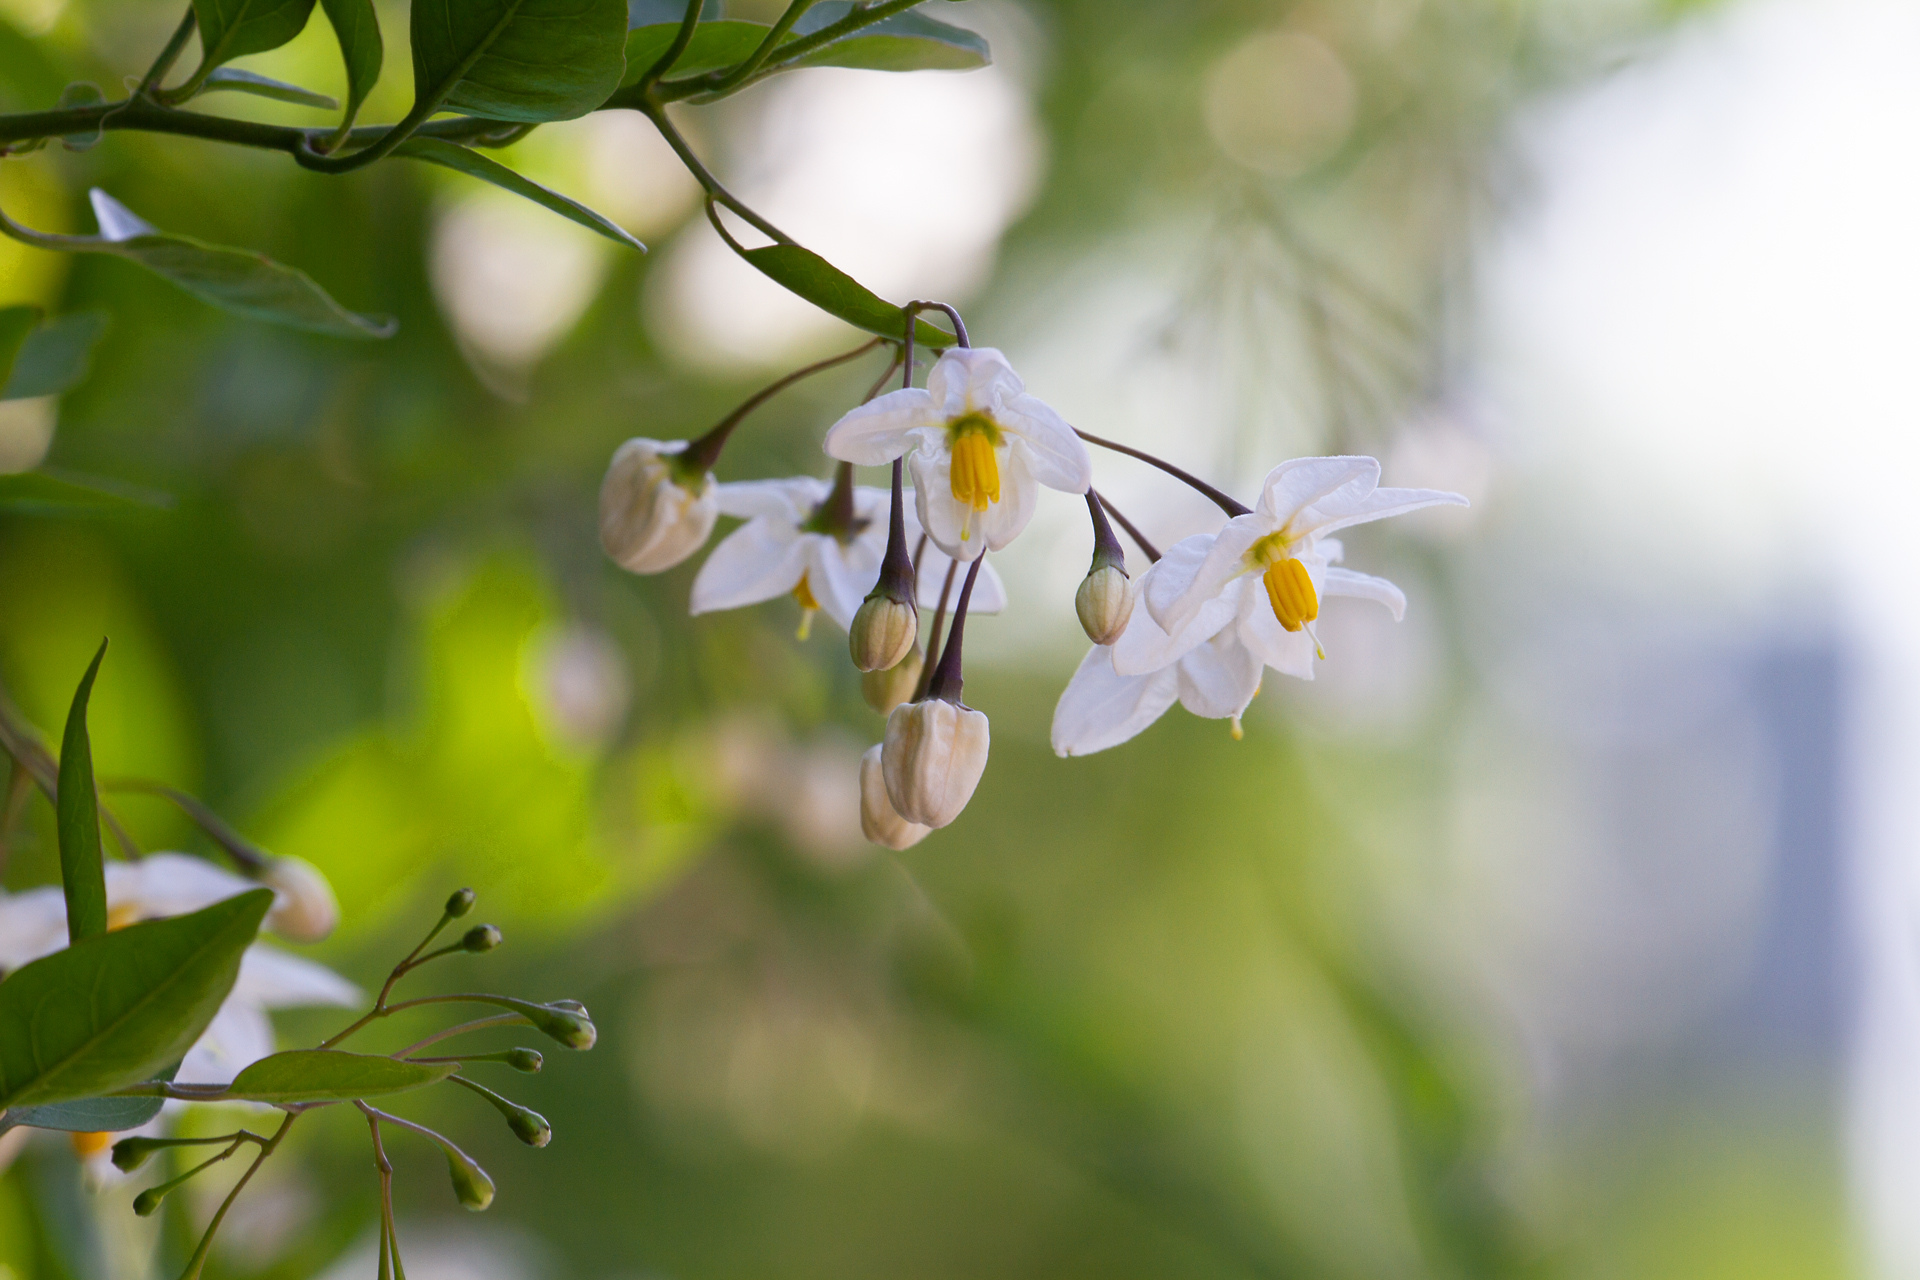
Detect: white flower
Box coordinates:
(260, 856, 338, 943)
(599, 438, 720, 574)
(1052, 457, 1464, 757)
(882, 699, 990, 828)
(690, 476, 1006, 637)
(859, 744, 930, 849)
(822, 348, 1092, 560)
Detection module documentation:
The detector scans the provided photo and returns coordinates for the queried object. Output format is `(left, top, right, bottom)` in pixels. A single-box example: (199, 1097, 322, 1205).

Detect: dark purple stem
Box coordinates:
(926, 556, 985, 705)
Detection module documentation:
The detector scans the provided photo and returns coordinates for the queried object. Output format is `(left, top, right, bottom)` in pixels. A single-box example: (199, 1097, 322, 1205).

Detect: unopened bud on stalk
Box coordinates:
(505, 1048, 544, 1073)
(861, 648, 923, 715)
(446, 887, 476, 918)
(506, 1104, 552, 1148)
(262, 856, 339, 943)
(881, 700, 990, 829)
(529, 1003, 597, 1050)
(111, 1137, 164, 1173)
(849, 594, 917, 673)
(859, 744, 930, 849)
(599, 438, 718, 574)
(462, 924, 502, 953)
(1075, 563, 1133, 646)
(445, 1147, 495, 1212)
(133, 1186, 166, 1217)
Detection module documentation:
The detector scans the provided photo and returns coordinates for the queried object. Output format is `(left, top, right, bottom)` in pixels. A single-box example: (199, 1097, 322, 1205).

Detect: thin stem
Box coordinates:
(360, 1106, 401, 1280)
(178, 1113, 295, 1280)
(926, 556, 984, 704)
(872, 458, 915, 601)
(1084, 488, 1129, 572)
(0, 757, 31, 878)
(397, 1013, 528, 1058)
(138, 9, 198, 98)
(0, 97, 503, 156)
(638, 0, 706, 91)
(912, 559, 959, 703)
(648, 108, 790, 245)
(862, 347, 904, 403)
(1095, 491, 1161, 563)
(318, 908, 470, 1049)
(99, 777, 267, 872)
(907, 300, 969, 349)
(1073, 428, 1251, 518)
(679, 336, 884, 473)
(652, 0, 927, 102)
(704, 0, 817, 94)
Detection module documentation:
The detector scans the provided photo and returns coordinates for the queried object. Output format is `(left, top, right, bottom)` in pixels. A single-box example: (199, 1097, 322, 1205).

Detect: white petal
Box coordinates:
(119, 853, 257, 919)
(909, 451, 984, 561)
(1051, 647, 1181, 756)
(714, 477, 821, 522)
(1257, 456, 1379, 523)
(823, 388, 939, 464)
(808, 537, 878, 630)
(930, 347, 1024, 416)
(1111, 576, 1237, 675)
(689, 519, 809, 614)
(1001, 400, 1091, 493)
(1176, 632, 1266, 717)
(0, 887, 68, 970)
(1301, 486, 1469, 538)
(1321, 566, 1408, 620)
(1153, 518, 1267, 635)
(233, 944, 361, 1008)
(1236, 593, 1319, 680)
(977, 451, 1038, 551)
(1317, 536, 1345, 564)
(89, 189, 157, 241)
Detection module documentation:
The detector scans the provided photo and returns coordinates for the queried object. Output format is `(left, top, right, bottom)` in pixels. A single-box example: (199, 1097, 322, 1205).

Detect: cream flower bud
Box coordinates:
(599, 438, 718, 574)
(881, 699, 990, 829)
(862, 648, 923, 715)
(1075, 563, 1134, 646)
(860, 744, 931, 849)
(849, 594, 917, 673)
(262, 856, 339, 943)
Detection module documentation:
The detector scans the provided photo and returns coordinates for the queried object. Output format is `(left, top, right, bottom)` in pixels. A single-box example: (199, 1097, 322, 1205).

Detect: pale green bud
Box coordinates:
(506, 1104, 552, 1148)
(1074, 564, 1134, 646)
(462, 924, 502, 953)
(446, 1148, 495, 1212)
(849, 594, 917, 673)
(505, 1048, 543, 1073)
(861, 648, 923, 716)
(446, 887, 476, 918)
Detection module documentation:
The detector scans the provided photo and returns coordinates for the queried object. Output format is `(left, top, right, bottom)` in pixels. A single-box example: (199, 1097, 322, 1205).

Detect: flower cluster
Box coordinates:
(602, 331, 1466, 850)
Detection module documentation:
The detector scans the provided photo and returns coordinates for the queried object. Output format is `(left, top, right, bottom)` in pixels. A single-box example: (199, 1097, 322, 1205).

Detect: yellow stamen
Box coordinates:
(71, 1130, 111, 1159)
(792, 574, 819, 641)
(1262, 557, 1319, 632)
(1229, 714, 1244, 741)
(107, 902, 140, 931)
(948, 417, 1001, 543)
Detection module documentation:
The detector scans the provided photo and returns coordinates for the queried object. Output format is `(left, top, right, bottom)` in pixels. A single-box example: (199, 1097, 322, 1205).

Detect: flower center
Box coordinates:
(1261, 557, 1318, 632)
(947, 414, 1001, 520)
(791, 573, 819, 641)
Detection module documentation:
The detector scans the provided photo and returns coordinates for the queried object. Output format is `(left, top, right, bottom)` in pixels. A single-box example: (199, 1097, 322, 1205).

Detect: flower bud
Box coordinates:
(462, 924, 502, 953)
(861, 648, 922, 715)
(849, 594, 917, 673)
(859, 744, 930, 849)
(599, 438, 718, 574)
(262, 856, 339, 943)
(506, 1104, 552, 1148)
(1075, 564, 1134, 647)
(505, 1047, 544, 1073)
(446, 887, 476, 918)
(112, 1137, 163, 1172)
(133, 1186, 166, 1217)
(881, 699, 990, 829)
(529, 1004, 597, 1050)
(445, 1147, 495, 1212)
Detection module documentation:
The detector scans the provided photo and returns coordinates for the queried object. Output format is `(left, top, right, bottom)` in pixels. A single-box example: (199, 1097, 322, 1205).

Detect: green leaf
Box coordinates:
(188, 0, 319, 83)
(742, 243, 954, 346)
(201, 66, 339, 109)
(0, 890, 273, 1110)
(410, 0, 629, 125)
(395, 138, 644, 251)
(2, 311, 109, 400)
(0, 191, 395, 339)
(786, 3, 989, 73)
(0, 470, 172, 516)
(222, 1051, 457, 1104)
(0, 305, 39, 390)
(626, 0, 719, 28)
(0, 1065, 179, 1136)
(620, 20, 765, 84)
(318, 0, 382, 130)
(56, 640, 109, 945)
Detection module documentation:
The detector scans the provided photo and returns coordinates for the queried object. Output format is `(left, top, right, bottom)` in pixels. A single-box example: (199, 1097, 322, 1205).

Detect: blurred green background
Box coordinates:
(0, 0, 1852, 1278)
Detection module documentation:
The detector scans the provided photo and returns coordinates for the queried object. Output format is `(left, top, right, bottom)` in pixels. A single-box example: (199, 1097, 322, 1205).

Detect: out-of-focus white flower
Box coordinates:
(260, 856, 338, 944)
(881, 699, 990, 829)
(824, 348, 1091, 560)
(0, 854, 359, 1183)
(690, 475, 1006, 637)
(858, 744, 930, 850)
(599, 438, 720, 574)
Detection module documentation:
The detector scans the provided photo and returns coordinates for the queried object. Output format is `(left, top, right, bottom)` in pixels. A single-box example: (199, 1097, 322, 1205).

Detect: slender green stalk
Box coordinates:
(637, 0, 706, 90)
(138, 9, 198, 98)
(177, 1114, 295, 1280)
(702, 0, 817, 94)
(653, 0, 927, 102)
(645, 109, 791, 245)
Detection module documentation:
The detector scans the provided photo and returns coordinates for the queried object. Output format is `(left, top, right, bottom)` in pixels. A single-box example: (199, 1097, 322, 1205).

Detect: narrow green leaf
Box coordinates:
(0, 890, 272, 1109)
(222, 1051, 457, 1104)
(786, 3, 989, 73)
(187, 0, 319, 84)
(0, 470, 172, 516)
(56, 640, 109, 945)
(318, 0, 382, 130)
(0, 304, 40, 390)
(2, 311, 108, 400)
(410, 0, 629, 125)
(0, 191, 395, 339)
(201, 66, 338, 109)
(395, 138, 644, 251)
(742, 244, 954, 346)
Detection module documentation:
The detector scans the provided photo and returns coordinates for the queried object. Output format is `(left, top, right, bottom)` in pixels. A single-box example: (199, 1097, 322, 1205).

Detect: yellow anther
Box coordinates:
(948, 418, 1000, 516)
(1229, 714, 1244, 741)
(1262, 557, 1318, 632)
(71, 1130, 111, 1159)
(792, 574, 819, 641)
(107, 903, 141, 931)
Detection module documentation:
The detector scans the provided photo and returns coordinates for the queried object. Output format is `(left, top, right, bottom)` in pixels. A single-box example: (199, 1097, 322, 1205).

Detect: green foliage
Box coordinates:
(622, 4, 987, 86)
(0, 304, 37, 390)
(222, 1050, 458, 1103)
(410, 0, 630, 125)
(200, 67, 339, 109)
(1, 311, 108, 400)
(395, 138, 644, 250)
(0, 471, 167, 515)
(54, 639, 107, 944)
(317, 0, 382, 130)
(187, 0, 319, 86)
(0, 890, 270, 1109)
(744, 243, 956, 346)
(0, 1092, 164, 1134)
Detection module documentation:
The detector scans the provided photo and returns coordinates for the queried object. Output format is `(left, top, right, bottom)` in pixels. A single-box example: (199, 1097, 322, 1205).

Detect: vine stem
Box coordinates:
(178, 1113, 296, 1280)
(679, 336, 886, 474)
(703, 0, 818, 95)
(1074, 428, 1251, 518)
(650, 105, 791, 245)
(397, 1013, 528, 1057)
(649, 0, 930, 102)
(138, 8, 197, 98)
(1094, 491, 1161, 563)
